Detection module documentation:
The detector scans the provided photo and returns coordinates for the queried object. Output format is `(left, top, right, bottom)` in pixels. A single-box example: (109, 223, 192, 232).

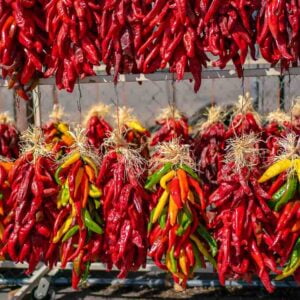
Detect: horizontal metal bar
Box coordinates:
(0, 277, 297, 289)
(0, 67, 299, 87)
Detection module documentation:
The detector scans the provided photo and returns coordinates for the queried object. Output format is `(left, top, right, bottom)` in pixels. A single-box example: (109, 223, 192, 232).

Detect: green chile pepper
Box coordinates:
(180, 164, 201, 181)
(145, 162, 173, 190)
(61, 184, 70, 207)
(158, 207, 167, 229)
(62, 225, 79, 242)
(268, 183, 287, 209)
(197, 224, 218, 257)
(192, 243, 202, 271)
(148, 208, 156, 232)
(274, 175, 298, 212)
(84, 209, 103, 234)
(286, 238, 300, 270)
(169, 247, 178, 273)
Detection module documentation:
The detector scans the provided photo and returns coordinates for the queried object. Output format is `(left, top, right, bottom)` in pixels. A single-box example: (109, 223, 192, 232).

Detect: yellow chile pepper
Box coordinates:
(160, 170, 176, 189)
(166, 252, 172, 272)
(294, 159, 300, 182)
(61, 151, 81, 169)
(53, 215, 73, 243)
(275, 258, 300, 280)
(190, 234, 217, 268)
(152, 189, 170, 223)
(126, 121, 147, 133)
(89, 184, 102, 198)
(57, 122, 69, 134)
(169, 195, 178, 226)
(179, 250, 188, 276)
(258, 159, 292, 183)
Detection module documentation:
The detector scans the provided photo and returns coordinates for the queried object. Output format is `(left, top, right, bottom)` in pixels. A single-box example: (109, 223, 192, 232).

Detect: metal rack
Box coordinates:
(2, 64, 300, 299)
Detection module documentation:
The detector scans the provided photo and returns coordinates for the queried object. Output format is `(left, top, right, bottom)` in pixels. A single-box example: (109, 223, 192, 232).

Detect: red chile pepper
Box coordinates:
(169, 177, 183, 209)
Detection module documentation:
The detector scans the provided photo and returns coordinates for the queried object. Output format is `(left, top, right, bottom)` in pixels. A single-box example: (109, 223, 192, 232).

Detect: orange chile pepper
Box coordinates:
(74, 167, 84, 198)
(177, 169, 189, 202)
(81, 173, 89, 208)
(84, 165, 95, 183)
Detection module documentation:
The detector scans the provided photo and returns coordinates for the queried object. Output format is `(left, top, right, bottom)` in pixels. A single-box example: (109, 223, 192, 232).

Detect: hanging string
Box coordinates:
(77, 80, 82, 124)
(210, 79, 215, 106)
(114, 84, 121, 136)
(171, 74, 176, 119)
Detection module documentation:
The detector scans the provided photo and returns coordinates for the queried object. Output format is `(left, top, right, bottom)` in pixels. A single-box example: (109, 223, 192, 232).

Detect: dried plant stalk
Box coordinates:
(224, 133, 262, 171)
(150, 139, 196, 171)
(83, 103, 111, 126)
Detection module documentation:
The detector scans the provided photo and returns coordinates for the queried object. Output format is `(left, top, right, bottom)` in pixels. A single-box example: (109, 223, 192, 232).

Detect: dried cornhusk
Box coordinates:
(266, 109, 290, 126)
(194, 106, 224, 133)
(63, 126, 100, 167)
(232, 92, 261, 125)
(20, 127, 51, 162)
(49, 104, 65, 122)
(0, 112, 13, 124)
(150, 138, 196, 172)
(156, 106, 185, 121)
(224, 133, 262, 171)
(102, 129, 147, 178)
(83, 103, 111, 126)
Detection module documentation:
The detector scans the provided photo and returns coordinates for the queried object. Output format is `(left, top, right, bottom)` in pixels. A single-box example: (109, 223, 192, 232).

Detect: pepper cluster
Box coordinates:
(115, 106, 150, 159)
(194, 106, 226, 194)
(96, 135, 149, 278)
(54, 132, 103, 288)
(0, 161, 12, 244)
(43, 105, 74, 157)
(1, 1, 299, 99)
(0, 113, 20, 159)
(1, 149, 60, 273)
(151, 107, 190, 146)
(257, 0, 300, 69)
(146, 141, 216, 288)
(84, 104, 112, 153)
(0, 0, 47, 100)
(258, 133, 300, 283)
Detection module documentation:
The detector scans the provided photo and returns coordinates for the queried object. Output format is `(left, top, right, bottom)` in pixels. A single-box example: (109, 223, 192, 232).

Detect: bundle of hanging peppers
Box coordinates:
(257, 0, 299, 69)
(264, 110, 292, 164)
(209, 134, 278, 293)
(100, 0, 152, 81)
(226, 93, 262, 139)
(146, 141, 216, 288)
(116, 106, 150, 158)
(258, 133, 300, 283)
(0, 160, 13, 244)
(139, 1, 209, 92)
(96, 135, 149, 277)
(54, 132, 103, 288)
(194, 106, 226, 194)
(0, 130, 60, 272)
(84, 104, 112, 153)
(201, 0, 260, 77)
(44, 0, 102, 92)
(0, 113, 20, 159)
(0, 0, 47, 100)
(43, 105, 74, 157)
(151, 107, 190, 146)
